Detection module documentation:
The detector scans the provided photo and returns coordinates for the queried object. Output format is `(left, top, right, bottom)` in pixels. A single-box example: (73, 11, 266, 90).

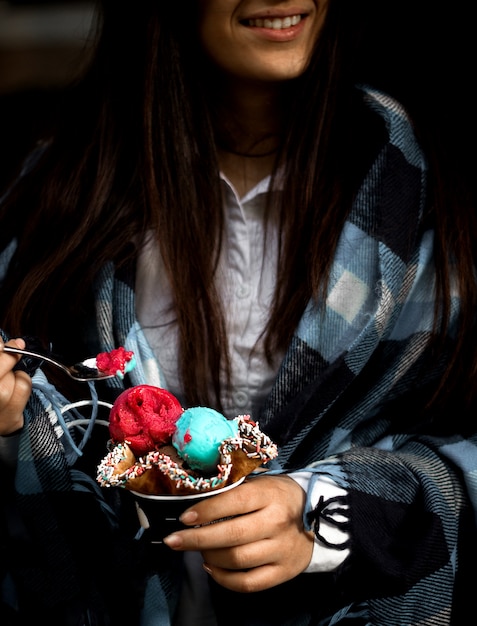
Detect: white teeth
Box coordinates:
(248, 15, 302, 30)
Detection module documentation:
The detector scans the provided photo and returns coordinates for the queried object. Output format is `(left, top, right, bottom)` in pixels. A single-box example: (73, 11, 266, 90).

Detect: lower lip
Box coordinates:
(243, 17, 307, 42)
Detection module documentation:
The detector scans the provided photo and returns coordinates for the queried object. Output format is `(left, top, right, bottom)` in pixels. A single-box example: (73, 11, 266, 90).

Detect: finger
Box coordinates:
(0, 338, 26, 372)
(200, 522, 314, 572)
(0, 337, 27, 351)
(203, 561, 291, 594)
(0, 370, 30, 434)
(164, 508, 266, 551)
(202, 536, 277, 571)
(0, 369, 32, 407)
(180, 479, 262, 527)
(12, 369, 33, 400)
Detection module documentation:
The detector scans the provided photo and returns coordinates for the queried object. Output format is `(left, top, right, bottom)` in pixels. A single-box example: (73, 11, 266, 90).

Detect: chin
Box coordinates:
(234, 55, 309, 84)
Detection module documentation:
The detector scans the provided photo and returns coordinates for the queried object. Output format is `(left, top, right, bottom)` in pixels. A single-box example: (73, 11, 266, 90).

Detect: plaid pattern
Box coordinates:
(1, 88, 476, 625)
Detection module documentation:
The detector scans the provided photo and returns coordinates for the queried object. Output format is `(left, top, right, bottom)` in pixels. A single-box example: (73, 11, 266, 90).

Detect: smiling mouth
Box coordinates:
(243, 14, 304, 30)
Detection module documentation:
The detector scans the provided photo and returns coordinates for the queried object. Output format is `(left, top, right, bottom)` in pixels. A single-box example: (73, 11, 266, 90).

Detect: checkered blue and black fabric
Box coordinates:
(1, 88, 476, 625)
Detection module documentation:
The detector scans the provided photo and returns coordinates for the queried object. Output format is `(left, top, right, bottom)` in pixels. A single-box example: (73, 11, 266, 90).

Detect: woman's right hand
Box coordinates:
(0, 337, 32, 435)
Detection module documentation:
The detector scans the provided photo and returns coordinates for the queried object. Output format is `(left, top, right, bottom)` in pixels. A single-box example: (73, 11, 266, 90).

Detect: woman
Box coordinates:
(1, 1, 476, 624)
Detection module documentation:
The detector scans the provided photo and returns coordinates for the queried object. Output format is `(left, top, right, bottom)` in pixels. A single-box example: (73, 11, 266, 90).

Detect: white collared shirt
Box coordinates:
(136, 172, 283, 418)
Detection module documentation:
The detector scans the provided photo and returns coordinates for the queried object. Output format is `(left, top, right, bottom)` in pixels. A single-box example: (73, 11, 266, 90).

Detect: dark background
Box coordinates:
(0, 0, 475, 194)
(0, 1, 95, 190)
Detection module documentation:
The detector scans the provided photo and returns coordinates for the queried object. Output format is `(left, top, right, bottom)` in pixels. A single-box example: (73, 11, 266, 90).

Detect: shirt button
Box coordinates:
(233, 391, 249, 408)
(236, 284, 251, 299)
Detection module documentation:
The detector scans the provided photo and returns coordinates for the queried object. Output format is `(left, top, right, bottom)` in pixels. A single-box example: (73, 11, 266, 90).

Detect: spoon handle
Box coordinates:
(2, 345, 71, 375)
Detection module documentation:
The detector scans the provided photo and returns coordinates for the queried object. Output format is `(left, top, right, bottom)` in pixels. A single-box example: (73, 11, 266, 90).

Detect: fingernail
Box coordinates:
(202, 563, 212, 575)
(163, 533, 182, 548)
(179, 510, 198, 525)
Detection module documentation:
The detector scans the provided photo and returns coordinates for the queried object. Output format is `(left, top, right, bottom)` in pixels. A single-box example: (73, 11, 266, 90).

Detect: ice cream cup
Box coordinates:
(131, 477, 245, 543)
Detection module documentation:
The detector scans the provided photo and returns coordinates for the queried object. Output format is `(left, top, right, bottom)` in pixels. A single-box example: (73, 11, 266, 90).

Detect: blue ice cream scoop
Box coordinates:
(172, 407, 239, 472)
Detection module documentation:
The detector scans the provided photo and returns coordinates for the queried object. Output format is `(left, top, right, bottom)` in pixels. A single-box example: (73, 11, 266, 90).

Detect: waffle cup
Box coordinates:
(96, 415, 278, 496)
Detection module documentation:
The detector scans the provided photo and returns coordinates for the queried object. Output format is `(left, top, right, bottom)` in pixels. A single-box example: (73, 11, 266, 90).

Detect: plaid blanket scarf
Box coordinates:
(1, 88, 477, 625)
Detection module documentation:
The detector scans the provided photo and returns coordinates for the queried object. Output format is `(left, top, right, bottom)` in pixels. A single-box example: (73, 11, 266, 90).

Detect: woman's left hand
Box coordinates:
(163, 474, 315, 592)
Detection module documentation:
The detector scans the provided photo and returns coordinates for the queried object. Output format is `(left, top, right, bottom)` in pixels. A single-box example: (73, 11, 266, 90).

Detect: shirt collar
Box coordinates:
(219, 169, 284, 204)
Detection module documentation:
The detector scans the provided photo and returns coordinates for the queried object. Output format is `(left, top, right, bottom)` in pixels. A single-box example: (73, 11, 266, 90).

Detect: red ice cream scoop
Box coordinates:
(109, 385, 183, 456)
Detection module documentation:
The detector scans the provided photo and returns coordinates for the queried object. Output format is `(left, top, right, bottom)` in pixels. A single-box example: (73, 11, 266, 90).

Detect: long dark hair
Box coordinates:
(0, 1, 475, 412)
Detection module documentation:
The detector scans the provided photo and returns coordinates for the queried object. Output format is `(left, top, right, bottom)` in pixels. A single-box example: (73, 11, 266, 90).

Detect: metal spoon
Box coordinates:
(2, 346, 116, 382)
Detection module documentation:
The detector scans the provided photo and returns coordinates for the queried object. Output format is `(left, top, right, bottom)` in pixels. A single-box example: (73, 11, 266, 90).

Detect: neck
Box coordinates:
(209, 76, 287, 197)
(214, 79, 284, 157)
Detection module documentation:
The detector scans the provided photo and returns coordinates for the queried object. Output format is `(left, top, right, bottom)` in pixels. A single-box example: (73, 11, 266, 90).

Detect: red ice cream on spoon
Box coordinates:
(96, 347, 136, 379)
